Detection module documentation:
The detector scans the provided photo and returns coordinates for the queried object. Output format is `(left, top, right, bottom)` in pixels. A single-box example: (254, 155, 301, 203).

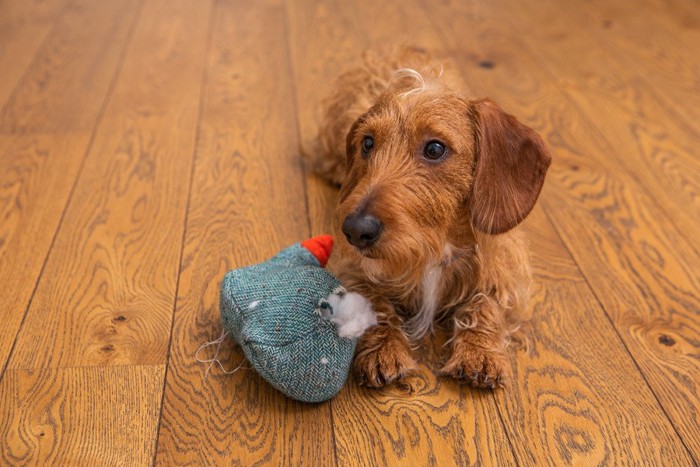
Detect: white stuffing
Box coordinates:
(323, 292, 377, 339)
(248, 300, 260, 310)
(320, 357, 329, 365)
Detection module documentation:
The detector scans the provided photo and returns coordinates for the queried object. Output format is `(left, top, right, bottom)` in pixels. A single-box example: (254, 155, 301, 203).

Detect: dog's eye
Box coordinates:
(424, 141, 447, 160)
(361, 136, 374, 157)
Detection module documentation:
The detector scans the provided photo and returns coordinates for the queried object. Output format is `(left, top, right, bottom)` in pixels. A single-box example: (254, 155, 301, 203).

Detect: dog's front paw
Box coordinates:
(441, 339, 508, 389)
(353, 329, 416, 388)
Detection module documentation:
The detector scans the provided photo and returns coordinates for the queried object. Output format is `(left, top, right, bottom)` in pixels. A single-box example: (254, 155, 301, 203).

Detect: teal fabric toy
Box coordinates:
(219, 235, 376, 403)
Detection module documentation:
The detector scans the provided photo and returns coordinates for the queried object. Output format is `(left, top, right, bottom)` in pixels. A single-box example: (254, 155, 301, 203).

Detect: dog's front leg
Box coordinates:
(353, 298, 417, 387)
(441, 293, 509, 389)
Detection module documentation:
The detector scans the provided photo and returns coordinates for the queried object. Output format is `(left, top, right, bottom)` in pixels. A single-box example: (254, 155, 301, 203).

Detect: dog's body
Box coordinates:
(307, 47, 551, 388)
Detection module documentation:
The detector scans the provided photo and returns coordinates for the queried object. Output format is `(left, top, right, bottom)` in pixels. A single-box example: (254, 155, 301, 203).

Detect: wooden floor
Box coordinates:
(1, 0, 698, 464)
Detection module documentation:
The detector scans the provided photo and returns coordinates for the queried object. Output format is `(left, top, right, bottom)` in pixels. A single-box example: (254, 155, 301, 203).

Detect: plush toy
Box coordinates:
(218, 235, 376, 403)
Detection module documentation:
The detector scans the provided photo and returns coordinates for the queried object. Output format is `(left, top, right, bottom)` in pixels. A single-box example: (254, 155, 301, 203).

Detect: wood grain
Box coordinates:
(0, 0, 142, 133)
(570, 0, 700, 129)
(0, 0, 142, 375)
(0, 0, 698, 463)
(0, 134, 89, 373)
(285, 0, 347, 238)
(423, 0, 700, 459)
(491, 0, 700, 247)
(332, 374, 515, 466)
(154, 0, 334, 464)
(506, 205, 692, 464)
(7, 0, 210, 369)
(638, 0, 700, 51)
(0, 365, 164, 465)
(0, 0, 66, 109)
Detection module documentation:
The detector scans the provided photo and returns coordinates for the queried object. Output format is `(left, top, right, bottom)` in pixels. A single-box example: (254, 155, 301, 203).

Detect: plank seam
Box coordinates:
(1, 363, 165, 372)
(150, 0, 218, 464)
(548, 0, 700, 140)
(490, 392, 521, 465)
(540, 205, 697, 464)
(0, 0, 145, 382)
(284, 0, 450, 454)
(281, 0, 314, 239)
(280, 0, 340, 464)
(488, 3, 700, 456)
(0, 0, 70, 124)
(488, 6, 700, 258)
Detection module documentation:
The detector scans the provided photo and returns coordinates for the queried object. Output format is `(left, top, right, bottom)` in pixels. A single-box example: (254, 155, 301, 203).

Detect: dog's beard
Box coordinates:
(355, 227, 445, 292)
(338, 184, 453, 293)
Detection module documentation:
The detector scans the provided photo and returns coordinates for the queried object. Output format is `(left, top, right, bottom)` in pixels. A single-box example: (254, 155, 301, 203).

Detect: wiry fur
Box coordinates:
(305, 46, 550, 389)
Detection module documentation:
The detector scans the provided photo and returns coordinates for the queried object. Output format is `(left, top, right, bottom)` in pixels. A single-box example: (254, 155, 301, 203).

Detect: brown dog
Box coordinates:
(306, 47, 551, 389)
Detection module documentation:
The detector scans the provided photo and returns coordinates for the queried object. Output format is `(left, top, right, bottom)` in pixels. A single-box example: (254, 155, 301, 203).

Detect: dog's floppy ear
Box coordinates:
(469, 98, 551, 234)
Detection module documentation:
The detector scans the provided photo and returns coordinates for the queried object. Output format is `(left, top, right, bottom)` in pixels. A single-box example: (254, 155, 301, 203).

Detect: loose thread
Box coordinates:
(195, 329, 247, 379)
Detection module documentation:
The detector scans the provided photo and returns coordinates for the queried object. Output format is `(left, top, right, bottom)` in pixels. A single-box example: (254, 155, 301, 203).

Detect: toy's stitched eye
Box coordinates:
(424, 140, 447, 160)
(361, 136, 374, 157)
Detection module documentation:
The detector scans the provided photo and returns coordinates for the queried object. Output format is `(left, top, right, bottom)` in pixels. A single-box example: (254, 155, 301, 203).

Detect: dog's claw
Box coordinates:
(354, 340, 417, 388)
(441, 344, 508, 390)
(495, 374, 505, 387)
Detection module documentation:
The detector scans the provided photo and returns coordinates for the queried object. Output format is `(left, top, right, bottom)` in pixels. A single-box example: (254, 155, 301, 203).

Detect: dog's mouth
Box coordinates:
(344, 240, 381, 259)
(355, 247, 380, 259)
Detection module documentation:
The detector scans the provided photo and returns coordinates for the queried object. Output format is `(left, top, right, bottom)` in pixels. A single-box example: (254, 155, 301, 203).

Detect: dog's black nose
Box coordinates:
(342, 212, 382, 249)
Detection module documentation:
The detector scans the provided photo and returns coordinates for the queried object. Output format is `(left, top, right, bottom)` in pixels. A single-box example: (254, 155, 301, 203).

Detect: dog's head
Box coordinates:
(338, 72, 551, 278)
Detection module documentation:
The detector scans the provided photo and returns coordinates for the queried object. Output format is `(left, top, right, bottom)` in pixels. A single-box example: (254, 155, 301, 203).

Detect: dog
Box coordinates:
(306, 47, 551, 389)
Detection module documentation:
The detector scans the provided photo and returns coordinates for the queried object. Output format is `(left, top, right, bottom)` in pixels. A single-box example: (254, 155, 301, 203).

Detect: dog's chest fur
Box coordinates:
(335, 240, 481, 336)
(403, 243, 479, 338)
(404, 264, 442, 338)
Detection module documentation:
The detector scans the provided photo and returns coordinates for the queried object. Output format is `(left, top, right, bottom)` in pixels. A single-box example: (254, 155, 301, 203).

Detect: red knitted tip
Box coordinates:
(301, 235, 334, 267)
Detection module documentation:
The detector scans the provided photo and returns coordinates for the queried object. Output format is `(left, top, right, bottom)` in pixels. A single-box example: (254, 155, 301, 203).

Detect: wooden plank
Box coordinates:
(286, 0, 516, 464)
(508, 205, 692, 464)
(423, 0, 700, 460)
(6, 0, 211, 370)
(332, 377, 515, 466)
(287, 0, 347, 238)
(633, 0, 700, 70)
(494, 0, 700, 243)
(0, 135, 89, 372)
(0, 0, 66, 109)
(0, 0, 141, 375)
(154, 0, 335, 464)
(0, 365, 164, 465)
(566, 0, 700, 128)
(0, 0, 143, 134)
